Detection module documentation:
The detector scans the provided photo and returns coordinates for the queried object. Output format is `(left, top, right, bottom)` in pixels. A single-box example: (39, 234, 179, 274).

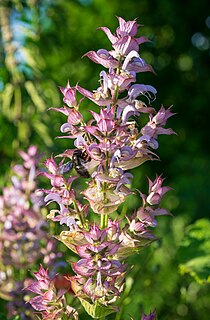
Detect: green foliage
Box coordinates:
(79, 299, 118, 319)
(178, 219, 210, 284)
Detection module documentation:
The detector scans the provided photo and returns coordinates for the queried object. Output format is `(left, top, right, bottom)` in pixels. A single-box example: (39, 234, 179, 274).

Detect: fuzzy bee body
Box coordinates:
(72, 149, 91, 178)
(58, 149, 91, 178)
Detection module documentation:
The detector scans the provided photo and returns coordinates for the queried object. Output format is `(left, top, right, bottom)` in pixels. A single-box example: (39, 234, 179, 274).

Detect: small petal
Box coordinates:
(116, 17, 139, 37)
(83, 50, 118, 68)
(76, 85, 112, 106)
(98, 27, 118, 44)
(121, 104, 140, 123)
(29, 296, 46, 311)
(113, 36, 139, 55)
(128, 84, 157, 101)
(72, 259, 95, 277)
(141, 310, 157, 320)
(44, 158, 58, 174)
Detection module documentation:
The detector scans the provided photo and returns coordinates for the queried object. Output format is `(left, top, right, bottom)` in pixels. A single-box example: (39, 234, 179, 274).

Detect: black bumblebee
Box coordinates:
(58, 149, 91, 178)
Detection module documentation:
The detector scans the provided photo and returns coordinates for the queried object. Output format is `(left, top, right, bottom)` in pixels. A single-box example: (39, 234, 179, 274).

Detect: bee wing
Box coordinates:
(57, 161, 73, 174)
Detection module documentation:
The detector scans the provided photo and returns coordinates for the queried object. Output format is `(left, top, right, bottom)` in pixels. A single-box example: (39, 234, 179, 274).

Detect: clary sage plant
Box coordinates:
(27, 17, 175, 320)
(0, 146, 63, 319)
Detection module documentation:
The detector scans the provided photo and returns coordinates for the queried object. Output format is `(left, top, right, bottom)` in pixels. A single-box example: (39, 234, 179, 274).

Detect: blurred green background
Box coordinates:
(0, 0, 210, 319)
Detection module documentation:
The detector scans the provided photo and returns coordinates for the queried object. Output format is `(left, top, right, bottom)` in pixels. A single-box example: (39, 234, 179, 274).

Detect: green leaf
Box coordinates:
(20, 47, 42, 74)
(178, 219, 210, 284)
(79, 298, 118, 319)
(1, 83, 14, 118)
(54, 231, 84, 254)
(25, 81, 46, 112)
(33, 120, 53, 146)
(17, 120, 30, 143)
(10, 316, 21, 320)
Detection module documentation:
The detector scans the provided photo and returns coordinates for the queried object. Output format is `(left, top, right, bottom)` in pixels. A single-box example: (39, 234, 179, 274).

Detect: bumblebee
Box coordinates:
(72, 149, 91, 178)
(58, 149, 91, 178)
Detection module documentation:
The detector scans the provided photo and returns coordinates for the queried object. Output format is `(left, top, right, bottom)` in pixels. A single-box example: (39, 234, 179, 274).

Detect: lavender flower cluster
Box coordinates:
(26, 17, 175, 319)
(0, 146, 62, 319)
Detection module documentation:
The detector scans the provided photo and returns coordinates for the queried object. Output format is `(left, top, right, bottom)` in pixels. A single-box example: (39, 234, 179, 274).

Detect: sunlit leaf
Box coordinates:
(1, 83, 14, 118)
(178, 219, 210, 284)
(25, 81, 46, 111)
(79, 298, 118, 319)
(19, 47, 43, 74)
(17, 120, 30, 143)
(33, 120, 53, 146)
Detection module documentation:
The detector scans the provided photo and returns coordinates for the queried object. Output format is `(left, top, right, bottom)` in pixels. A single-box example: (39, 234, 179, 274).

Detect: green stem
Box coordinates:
(100, 180, 109, 229)
(113, 84, 119, 104)
(112, 60, 122, 106)
(73, 200, 86, 228)
(100, 213, 108, 229)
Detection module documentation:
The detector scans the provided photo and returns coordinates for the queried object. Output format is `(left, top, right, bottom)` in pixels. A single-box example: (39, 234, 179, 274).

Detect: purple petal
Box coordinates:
(141, 311, 157, 320)
(128, 84, 157, 101)
(76, 245, 92, 258)
(98, 27, 118, 44)
(122, 104, 140, 123)
(83, 50, 118, 68)
(153, 207, 171, 216)
(72, 259, 95, 277)
(44, 158, 57, 174)
(122, 50, 140, 71)
(127, 61, 155, 73)
(27, 281, 44, 295)
(29, 296, 46, 311)
(49, 107, 69, 116)
(113, 36, 139, 55)
(116, 17, 138, 37)
(60, 123, 74, 133)
(136, 36, 150, 45)
(76, 85, 112, 106)
(44, 193, 62, 204)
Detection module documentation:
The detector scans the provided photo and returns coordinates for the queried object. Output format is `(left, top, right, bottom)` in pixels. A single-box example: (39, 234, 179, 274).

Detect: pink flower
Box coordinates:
(146, 175, 172, 205)
(26, 265, 77, 320)
(116, 17, 138, 36)
(83, 49, 119, 68)
(50, 107, 83, 125)
(82, 180, 128, 215)
(68, 224, 127, 304)
(141, 106, 176, 139)
(76, 84, 113, 106)
(90, 107, 115, 133)
(99, 17, 149, 57)
(59, 81, 77, 107)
